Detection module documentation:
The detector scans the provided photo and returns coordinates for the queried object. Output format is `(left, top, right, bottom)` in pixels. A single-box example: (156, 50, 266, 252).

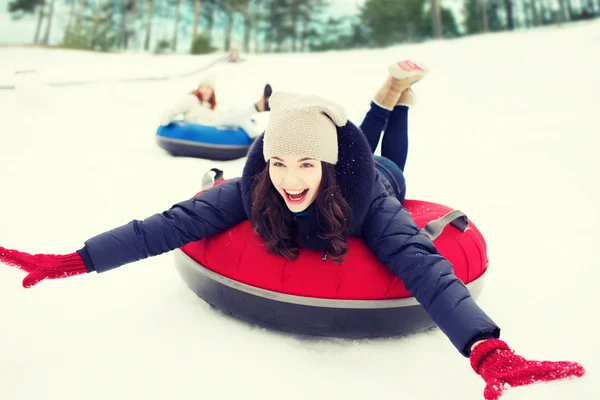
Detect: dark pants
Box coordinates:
(359, 102, 408, 202)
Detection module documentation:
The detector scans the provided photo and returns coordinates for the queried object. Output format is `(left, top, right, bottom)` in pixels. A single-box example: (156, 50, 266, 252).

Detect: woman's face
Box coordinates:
(269, 155, 322, 212)
(197, 83, 214, 100)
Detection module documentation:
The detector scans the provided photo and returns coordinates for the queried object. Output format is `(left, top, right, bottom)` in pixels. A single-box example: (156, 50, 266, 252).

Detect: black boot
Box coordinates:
(254, 84, 273, 112)
(263, 83, 272, 112)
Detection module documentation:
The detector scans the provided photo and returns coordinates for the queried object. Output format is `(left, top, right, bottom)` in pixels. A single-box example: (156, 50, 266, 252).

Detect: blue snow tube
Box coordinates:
(156, 121, 253, 161)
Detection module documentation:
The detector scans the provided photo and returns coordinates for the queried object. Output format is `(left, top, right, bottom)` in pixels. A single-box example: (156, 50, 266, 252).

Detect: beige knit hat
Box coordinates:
(263, 92, 348, 164)
(198, 72, 218, 89)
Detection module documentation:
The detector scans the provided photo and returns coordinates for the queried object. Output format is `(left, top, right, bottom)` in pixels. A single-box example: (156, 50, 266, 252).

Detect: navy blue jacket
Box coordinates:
(78, 120, 499, 356)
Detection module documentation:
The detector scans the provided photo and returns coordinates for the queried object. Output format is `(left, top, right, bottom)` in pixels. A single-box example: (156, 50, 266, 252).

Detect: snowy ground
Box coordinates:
(1, 20, 599, 400)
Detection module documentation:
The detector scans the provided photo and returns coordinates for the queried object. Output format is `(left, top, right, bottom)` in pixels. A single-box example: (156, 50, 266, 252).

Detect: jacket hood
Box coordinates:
(240, 119, 376, 234)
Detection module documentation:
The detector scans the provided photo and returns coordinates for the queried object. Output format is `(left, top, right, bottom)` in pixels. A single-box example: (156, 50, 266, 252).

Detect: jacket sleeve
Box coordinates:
(79, 179, 247, 273)
(361, 195, 500, 356)
(159, 94, 196, 125)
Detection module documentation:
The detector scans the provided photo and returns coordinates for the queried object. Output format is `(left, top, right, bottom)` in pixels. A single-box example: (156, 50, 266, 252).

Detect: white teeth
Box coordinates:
(285, 189, 305, 195)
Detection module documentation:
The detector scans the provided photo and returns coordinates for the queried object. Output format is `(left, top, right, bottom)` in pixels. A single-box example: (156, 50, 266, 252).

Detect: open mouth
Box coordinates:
(284, 189, 309, 204)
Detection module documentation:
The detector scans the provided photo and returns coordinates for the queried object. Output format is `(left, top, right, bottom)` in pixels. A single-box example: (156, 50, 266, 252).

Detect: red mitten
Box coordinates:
(0, 246, 87, 288)
(470, 339, 585, 400)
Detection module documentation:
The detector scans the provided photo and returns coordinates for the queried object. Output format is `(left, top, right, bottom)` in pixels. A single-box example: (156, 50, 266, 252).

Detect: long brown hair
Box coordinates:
(192, 88, 217, 110)
(251, 162, 352, 262)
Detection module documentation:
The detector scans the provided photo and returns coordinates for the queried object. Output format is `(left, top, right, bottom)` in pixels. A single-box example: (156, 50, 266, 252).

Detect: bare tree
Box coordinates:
(121, 0, 129, 48)
(480, 0, 489, 32)
(300, 13, 309, 51)
(66, 0, 77, 31)
(191, 0, 202, 43)
(91, 0, 105, 47)
(144, 0, 155, 51)
(220, 0, 245, 51)
(251, 0, 267, 52)
(521, 0, 532, 26)
(504, 0, 514, 29)
(557, 0, 571, 21)
(585, 0, 595, 15)
(130, 0, 138, 49)
(76, 0, 86, 27)
(299, 2, 313, 51)
(172, 0, 182, 51)
(431, 0, 442, 38)
(34, 0, 45, 44)
(538, 0, 550, 23)
(297, 0, 326, 52)
(41, 0, 55, 44)
(202, 0, 217, 41)
(529, 0, 539, 26)
(121, 0, 139, 49)
(238, 1, 253, 52)
(289, 0, 300, 50)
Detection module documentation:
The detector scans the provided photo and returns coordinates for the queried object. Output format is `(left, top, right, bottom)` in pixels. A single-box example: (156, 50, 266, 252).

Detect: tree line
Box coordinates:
(7, 0, 600, 54)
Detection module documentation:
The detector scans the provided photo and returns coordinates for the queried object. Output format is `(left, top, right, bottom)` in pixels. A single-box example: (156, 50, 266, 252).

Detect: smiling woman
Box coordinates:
(268, 156, 323, 211)
(252, 152, 351, 262)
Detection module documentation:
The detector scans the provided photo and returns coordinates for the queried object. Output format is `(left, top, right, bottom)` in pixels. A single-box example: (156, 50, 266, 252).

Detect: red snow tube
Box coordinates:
(180, 199, 487, 300)
(174, 193, 490, 339)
